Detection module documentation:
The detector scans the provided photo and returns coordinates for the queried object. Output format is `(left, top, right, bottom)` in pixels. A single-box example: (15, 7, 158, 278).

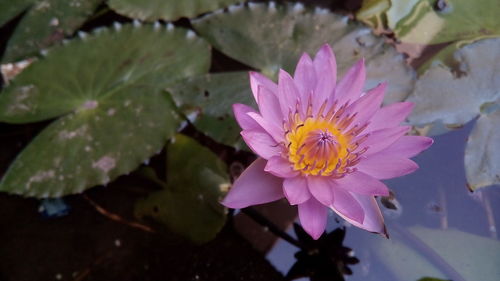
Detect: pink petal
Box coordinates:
(342, 193, 386, 235)
(360, 126, 411, 156)
(241, 129, 281, 160)
(222, 158, 284, 209)
(246, 111, 284, 143)
(298, 198, 328, 240)
(333, 58, 365, 106)
(313, 44, 337, 87)
(233, 104, 259, 131)
(264, 156, 299, 178)
(278, 70, 301, 117)
(346, 83, 386, 128)
(250, 71, 277, 102)
(294, 53, 316, 100)
(366, 102, 414, 132)
(381, 136, 433, 158)
(333, 171, 389, 196)
(283, 176, 311, 205)
(313, 44, 337, 113)
(257, 85, 284, 129)
(330, 188, 364, 224)
(306, 176, 334, 206)
(357, 155, 419, 179)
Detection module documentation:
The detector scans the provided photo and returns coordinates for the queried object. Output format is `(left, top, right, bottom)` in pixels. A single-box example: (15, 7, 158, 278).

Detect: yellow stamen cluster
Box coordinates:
(285, 100, 368, 177)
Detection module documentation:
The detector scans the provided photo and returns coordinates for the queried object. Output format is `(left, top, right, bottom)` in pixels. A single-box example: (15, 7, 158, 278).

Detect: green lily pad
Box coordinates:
(356, 0, 391, 29)
(370, 226, 500, 281)
(407, 38, 500, 131)
(0, 0, 33, 27)
(356, 0, 500, 45)
(385, 0, 421, 30)
(135, 134, 229, 244)
(464, 110, 500, 191)
(167, 71, 254, 150)
(192, 2, 416, 104)
(108, 0, 242, 21)
(392, 0, 500, 45)
(2, 0, 104, 63)
(0, 24, 211, 197)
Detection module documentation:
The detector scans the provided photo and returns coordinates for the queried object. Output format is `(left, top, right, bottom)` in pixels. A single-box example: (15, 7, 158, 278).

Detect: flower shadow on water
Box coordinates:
(286, 223, 359, 281)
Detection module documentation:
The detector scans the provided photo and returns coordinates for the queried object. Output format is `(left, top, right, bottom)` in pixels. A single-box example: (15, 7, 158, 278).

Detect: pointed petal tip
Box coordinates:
(317, 43, 334, 56)
(222, 158, 284, 209)
(379, 187, 390, 197)
(310, 230, 323, 240)
(376, 82, 388, 91)
(412, 136, 434, 155)
(373, 224, 389, 239)
(299, 220, 324, 240)
(425, 136, 434, 147)
(220, 198, 247, 209)
(403, 101, 415, 109)
(353, 57, 365, 69)
(249, 70, 264, 79)
(232, 103, 248, 114)
(278, 68, 292, 79)
(298, 199, 328, 240)
(320, 42, 333, 50)
(299, 52, 313, 61)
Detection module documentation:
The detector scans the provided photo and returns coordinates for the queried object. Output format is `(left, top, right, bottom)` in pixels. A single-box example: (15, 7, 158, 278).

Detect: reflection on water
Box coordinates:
(267, 122, 500, 281)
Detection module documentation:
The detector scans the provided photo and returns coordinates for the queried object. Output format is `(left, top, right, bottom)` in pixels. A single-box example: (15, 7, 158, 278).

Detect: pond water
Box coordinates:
(267, 121, 500, 281)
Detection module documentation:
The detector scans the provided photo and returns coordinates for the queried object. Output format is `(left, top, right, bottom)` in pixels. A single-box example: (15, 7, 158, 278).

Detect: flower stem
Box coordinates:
(241, 207, 304, 250)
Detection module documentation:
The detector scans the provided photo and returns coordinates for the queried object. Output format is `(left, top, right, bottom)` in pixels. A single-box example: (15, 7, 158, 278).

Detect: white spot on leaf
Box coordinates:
(92, 156, 116, 173)
(80, 100, 98, 110)
(26, 170, 55, 189)
(49, 17, 59, 26)
(58, 125, 88, 140)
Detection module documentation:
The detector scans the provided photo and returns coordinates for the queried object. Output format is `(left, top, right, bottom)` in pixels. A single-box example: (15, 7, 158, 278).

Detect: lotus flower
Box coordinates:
(222, 44, 432, 239)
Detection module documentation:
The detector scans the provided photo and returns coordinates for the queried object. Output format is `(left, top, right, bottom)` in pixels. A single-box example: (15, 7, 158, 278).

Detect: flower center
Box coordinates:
(285, 101, 367, 177)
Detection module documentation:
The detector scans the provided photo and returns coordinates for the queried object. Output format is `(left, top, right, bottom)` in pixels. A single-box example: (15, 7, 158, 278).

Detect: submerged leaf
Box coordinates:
(2, 0, 103, 63)
(370, 226, 500, 281)
(167, 71, 253, 149)
(407, 38, 500, 130)
(108, 0, 242, 21)
(0, 24, 211, 197)
(464, 111, 500, 191)
(193, 2, 415, 104)
(135, 134, 229, 243)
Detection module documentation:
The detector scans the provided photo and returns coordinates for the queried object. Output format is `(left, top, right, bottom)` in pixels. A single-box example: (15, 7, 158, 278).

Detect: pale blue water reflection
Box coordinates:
(267, 122, 500, 281)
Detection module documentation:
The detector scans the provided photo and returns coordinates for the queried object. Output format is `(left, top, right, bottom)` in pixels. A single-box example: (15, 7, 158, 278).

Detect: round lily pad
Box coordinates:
(108, 0, 242, 21)
(167, 71, 254, 149)
(2, 0, 103, 63)
(0, 23, 211, 197)
(192, 2, 416, 104)
(135, 134, 229, 244)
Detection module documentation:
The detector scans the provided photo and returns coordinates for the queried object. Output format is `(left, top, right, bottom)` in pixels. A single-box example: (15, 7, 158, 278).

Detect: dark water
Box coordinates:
(267, 122, 500, 281)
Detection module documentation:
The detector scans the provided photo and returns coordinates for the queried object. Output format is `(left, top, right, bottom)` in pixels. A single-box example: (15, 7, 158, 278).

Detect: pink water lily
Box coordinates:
(222, 44, 432, 239)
